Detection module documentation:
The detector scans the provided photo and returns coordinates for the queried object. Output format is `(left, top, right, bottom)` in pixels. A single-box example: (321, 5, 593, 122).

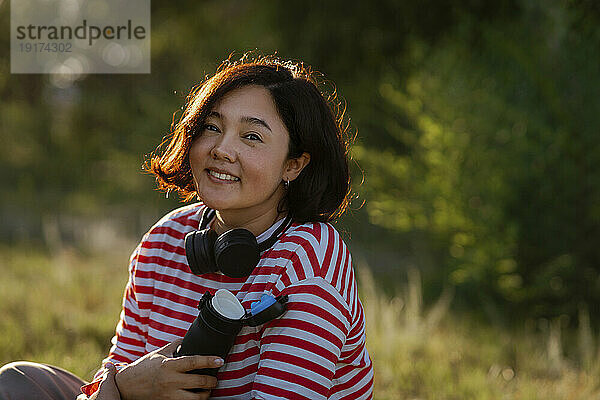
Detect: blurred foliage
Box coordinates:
(1, 0, 599, 324)
(354, 0, 600, 322)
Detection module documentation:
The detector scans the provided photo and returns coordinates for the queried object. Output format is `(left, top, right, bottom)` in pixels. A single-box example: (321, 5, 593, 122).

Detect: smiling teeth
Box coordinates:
(209, 170, 240, 181)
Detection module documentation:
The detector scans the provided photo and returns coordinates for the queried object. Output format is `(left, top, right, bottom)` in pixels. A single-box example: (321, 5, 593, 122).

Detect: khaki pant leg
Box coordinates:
(0, 361, 86, 400)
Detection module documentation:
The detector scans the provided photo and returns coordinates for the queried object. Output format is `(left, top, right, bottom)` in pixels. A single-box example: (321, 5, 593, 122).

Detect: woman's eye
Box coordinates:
(203, 123, 220, 132)
(244, 132, 263, 142)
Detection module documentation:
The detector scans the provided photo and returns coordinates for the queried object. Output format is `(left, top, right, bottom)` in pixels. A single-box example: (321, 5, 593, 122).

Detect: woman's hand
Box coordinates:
(114, 339, 222, 400)
(88, 362, 121, 400)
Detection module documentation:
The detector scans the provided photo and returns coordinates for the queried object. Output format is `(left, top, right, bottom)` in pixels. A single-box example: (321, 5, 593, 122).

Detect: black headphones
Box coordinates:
(185, 208, 293, 278)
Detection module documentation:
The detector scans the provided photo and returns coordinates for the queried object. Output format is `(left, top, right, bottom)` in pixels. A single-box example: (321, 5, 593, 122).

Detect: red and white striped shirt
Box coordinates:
(85, 203, 373, 399)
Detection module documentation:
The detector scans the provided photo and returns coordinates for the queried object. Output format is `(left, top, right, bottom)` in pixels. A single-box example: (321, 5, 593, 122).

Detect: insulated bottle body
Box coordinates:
(175, 291, 243, 376)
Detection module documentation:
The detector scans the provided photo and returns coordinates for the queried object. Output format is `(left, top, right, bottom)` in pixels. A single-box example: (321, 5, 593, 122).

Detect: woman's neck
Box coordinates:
(212, 208, 286, 237)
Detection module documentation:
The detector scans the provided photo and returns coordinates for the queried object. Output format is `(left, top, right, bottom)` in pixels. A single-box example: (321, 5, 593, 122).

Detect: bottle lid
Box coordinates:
(197, 290, 288, 328)
(243, 294, 288, 327)
(212, 289, 245, 319)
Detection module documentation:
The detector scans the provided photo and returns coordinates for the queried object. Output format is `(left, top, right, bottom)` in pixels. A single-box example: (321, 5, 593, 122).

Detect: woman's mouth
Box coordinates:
(206, 169, 240, 182)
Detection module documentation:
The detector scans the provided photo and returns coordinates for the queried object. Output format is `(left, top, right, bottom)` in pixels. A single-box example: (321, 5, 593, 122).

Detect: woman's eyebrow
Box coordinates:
(207, 111, 221, 119)
(240, 116, 272, 133)
(207, 111, 272, 133)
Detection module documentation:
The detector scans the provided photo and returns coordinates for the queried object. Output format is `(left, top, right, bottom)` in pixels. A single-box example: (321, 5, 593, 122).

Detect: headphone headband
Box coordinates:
(258, 215, 293, 252)
(200, 207, 216, 230)
(199, 207, 292, 253)
(186, 207, 293, 278)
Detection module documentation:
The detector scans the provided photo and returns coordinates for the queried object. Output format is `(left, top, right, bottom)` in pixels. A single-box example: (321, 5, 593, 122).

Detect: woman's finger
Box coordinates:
(175, 389, 212, 400)
(195, 390, 212, 400)
(105, 362, 117, 375)
(155, 338, 184, 357)
(166, 355, 224, 372)
(179, 373, 218, 390)
(94, 362, 121, 400)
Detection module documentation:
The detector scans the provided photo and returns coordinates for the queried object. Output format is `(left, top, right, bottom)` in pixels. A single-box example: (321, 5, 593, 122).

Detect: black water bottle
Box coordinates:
(173, 289, 288, 377)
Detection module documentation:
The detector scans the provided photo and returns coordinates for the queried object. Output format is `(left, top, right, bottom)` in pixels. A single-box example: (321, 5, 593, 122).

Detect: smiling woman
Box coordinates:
(151, 56, 352, 226)
(0, 54, 373, 400)
(187, 85, 310, 232)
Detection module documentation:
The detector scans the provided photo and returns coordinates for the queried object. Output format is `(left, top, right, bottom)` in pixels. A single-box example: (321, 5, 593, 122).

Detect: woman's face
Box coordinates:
(189, 85, 292, 221)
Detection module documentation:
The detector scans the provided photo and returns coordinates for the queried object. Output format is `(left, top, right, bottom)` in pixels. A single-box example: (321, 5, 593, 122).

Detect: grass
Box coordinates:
(360, 267, 600, 399)
(1, 244, 599, 399)
(0, 243, 130, 380)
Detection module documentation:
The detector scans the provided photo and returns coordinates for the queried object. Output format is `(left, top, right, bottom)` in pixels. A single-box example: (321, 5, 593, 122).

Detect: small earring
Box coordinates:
(284, 179, 290, 189)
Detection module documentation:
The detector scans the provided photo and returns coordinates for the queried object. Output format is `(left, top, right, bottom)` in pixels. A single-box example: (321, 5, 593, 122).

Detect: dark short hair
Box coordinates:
(146, 54, 353, 223)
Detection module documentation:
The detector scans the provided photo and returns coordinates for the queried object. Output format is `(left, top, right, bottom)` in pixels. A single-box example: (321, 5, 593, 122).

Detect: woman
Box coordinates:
(0, 55, 373, 400)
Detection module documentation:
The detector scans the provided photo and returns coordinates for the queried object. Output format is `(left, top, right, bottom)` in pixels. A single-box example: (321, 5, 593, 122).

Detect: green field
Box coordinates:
(1, 244, 599, 399)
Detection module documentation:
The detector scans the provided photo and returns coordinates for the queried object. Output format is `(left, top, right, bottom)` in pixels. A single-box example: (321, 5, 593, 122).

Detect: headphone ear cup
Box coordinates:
(214, 229, 260, 278)
(185, 229, 218, 275)
(185, 231, 200, 275)
(200, 229, 218, 272)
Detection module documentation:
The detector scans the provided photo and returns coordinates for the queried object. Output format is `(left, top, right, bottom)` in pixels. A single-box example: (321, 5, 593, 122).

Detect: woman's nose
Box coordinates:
(210, 134, 237, 162)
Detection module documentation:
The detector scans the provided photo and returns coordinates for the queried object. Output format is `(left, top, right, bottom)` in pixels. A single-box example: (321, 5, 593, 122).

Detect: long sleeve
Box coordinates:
(250, 223, 373, 399)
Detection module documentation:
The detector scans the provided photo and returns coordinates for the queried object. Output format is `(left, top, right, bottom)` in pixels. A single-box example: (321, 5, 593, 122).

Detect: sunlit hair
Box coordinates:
(146, 53, 354, 223)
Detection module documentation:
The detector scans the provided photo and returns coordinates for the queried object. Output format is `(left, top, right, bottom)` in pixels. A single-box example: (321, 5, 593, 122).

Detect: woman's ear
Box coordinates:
(284, 152, 311, 181)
